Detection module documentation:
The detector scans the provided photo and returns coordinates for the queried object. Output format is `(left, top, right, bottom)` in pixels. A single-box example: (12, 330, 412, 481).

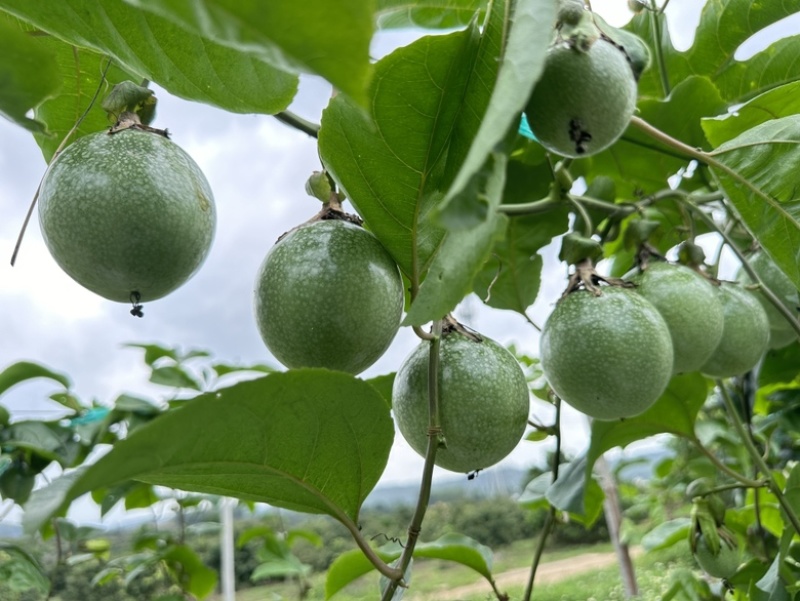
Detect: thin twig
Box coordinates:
(522, 396, 562, 601)
(11, 56, 114, 266)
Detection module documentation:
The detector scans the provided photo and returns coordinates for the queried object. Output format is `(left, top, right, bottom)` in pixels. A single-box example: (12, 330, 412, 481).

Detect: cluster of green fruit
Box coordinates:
(540, 258, 798, 421)
(37, 121, 530, 476)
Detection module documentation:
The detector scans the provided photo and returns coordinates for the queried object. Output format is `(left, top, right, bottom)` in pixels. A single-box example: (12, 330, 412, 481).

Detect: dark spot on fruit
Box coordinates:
(569, 118, 592, 154)
(130, 291, 144, 318)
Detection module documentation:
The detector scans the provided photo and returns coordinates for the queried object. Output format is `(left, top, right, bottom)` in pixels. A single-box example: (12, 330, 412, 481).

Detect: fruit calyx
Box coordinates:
(108, 110, 168, 138)
(441, 315, 483, 343)
(562, 258, 635, 298)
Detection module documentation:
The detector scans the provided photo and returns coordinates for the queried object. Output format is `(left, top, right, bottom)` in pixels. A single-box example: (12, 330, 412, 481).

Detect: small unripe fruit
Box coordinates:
(540, 287, 673, 420)
(629, 263, 724, 374)
(525, 37, 637, 157)
(254, 219, 403, 375)
(700, 283, 770, 378)
(393, 331, 530, 473)
(38, 128, 216, 304)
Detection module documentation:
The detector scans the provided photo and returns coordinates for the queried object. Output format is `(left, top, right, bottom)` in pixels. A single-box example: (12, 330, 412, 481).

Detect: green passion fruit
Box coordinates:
(254, 218, 403, 375)
(392, 330, 530, 474)
(700, 283, 770, 378)
(629, 262, 724, 374)
(38, 128, 216, 305)
(540, 287, 673, 420)
(737, 251, 800, 349)
(524, 36, 638, 158)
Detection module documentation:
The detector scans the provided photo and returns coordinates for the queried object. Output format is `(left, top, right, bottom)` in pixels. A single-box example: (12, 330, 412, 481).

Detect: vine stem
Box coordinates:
(522, 396, 562, 601)
(380, 319, 444, 600)
(715, 381, 800, 537)
(273, 111, 320, 138)
(689, 435, 764, 489)
(648, 0, 670, 96)
(682, 200, 800, 338)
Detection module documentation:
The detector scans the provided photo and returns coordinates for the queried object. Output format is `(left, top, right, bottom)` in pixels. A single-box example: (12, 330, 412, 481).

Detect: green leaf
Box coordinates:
(376, 0, 486, 29)
(0, 0, 298, 119)
(587, 372, 709, 471)
(23, 370, 394, 533)
(364, 373, 395, 408)
(518, 472, 552, 510)
(544, 455, 604, 525)
(0, 361, 70, 396)
(580, 76, 726, 196)
(325, 534, 494, 600)
(0, 16, 61, 133)
(126, 343, 178, 366)
(149, 366, 202, 391)
(160, 544, 218, 598)
(703, 81, 800, 148)
(402, 152, 508, 326)
(6, 421, 78, 463)
(251, 557, 308, 581)
(319, 29, 478, 278)
(709, 115, 800, 290)
(123, 0, 373, 105)
(0, 543, 50, 593)
(760, 342, 800, 386)
(436, 0, 555, 221)
(630, 1, 800, 103)
(641, 518, 691, 551)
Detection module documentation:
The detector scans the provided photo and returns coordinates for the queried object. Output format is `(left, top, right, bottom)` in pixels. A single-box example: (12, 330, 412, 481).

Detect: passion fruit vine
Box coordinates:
(254, 214, 403, 375)
(392, 327, 530, 474)
(38, 120, 216, 310)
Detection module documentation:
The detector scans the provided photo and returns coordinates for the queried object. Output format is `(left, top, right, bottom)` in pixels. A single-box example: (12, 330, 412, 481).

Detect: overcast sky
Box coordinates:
(1, 1, 797, 526)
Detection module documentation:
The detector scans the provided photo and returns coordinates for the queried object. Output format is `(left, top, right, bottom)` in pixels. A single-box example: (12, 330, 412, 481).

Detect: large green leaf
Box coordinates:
(403, 151, 508, 325)
(319, 29, 478, 278)
(578, 76, 726, 197)
(629, 2, 800, 103)
(122, 0, 373, 104)
(0, 16, 60, 133)
(376, 0, 486, 29)
(703, 81, 800, 148)
(0, 0, 298, 118)
(325, 533, 494, 600)
(0, 361, 70, 396)
(23, 370, 394, 533)
(586, 372, 709, 471)
(160, 544, 218, 598)
(436, 0, 555, 223)
(544, 455, 604, 526)
(709, 115, 800, 289)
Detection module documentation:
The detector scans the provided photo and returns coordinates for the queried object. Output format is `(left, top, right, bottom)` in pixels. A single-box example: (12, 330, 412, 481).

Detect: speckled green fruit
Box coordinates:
(392, 331, 529, 473)
(524, 38, 637, 158)
(700, 283, 770, 378)
(737, 251, 800, 349)
(38, 128, 216, 303)
(255, 219, 403, 375)
(629, 263, 724, 374)
(540, 287, 673, 420)
(694, 534, 740, 579)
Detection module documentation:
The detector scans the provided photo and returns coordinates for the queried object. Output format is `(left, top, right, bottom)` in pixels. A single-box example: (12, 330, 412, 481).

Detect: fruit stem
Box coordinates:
(689, 480, 768, 499)
(682, 200, 800, 338)
(716, 381, 800, 537)
(381, 319, 444, 600)
(567, 196, 594, 237)
(522, 396, 562, 601)
(273, 111, 320, 138)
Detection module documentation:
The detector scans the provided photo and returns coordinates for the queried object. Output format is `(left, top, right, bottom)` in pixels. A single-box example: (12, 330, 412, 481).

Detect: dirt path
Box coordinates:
(413, 548, 643, 600)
